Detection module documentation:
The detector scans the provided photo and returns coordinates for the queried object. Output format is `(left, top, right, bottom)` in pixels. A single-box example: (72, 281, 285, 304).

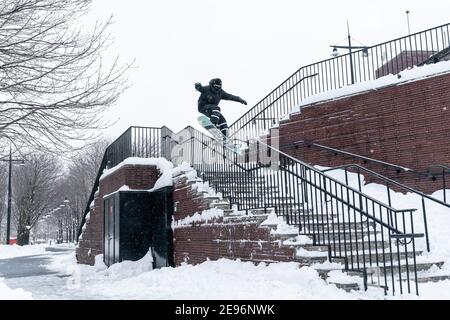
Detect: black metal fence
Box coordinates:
(229, 23, 450, 141)
(172, 127, 426, 295)
(106, 127, 163, 168)
(77, 127, 164, 240)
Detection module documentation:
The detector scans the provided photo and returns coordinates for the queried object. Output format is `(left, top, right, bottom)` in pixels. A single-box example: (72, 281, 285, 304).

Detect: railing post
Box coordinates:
(421, 197, 431, 252)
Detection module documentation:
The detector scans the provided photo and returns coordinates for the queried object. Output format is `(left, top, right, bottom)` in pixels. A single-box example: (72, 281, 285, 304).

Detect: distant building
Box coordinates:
(375, 50, 438, 78)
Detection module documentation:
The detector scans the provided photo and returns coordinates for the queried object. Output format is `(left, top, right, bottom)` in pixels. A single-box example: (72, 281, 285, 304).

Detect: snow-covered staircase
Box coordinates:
(191, 166, 450, 295)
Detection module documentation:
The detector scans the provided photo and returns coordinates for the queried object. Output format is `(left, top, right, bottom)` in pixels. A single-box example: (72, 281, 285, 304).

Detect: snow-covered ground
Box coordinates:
(0, 244, 48, 260)
(47, 251, 364, 300)
(1, 244, 448, 300)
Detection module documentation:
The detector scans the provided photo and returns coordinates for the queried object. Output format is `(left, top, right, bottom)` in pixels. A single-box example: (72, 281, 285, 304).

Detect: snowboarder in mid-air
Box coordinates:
(195, 78, 247, 137)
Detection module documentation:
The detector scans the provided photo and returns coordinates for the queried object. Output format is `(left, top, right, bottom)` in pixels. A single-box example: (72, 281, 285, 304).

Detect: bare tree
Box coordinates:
(54, 138, 108, 242)
(0, 0, 130, 156)
(13, 152, 60, 245)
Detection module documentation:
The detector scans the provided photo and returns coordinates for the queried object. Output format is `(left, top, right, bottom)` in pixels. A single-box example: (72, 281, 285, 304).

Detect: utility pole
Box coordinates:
(6, 147, 12, 245)
(1, 146, 25, 244)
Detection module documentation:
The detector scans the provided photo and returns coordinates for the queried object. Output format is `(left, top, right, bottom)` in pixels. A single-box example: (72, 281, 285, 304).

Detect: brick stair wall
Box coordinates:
(172, 175, 296, 266)
(277, 72, 450, 194)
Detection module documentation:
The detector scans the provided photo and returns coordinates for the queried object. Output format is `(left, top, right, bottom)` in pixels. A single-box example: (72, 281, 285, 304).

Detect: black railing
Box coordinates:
(170, 127, 426, 295)
(77, 127, 164, 240)
(286, 140, 450, 207)
(427, 165, 450, 203)
(229, 22, 450, 141)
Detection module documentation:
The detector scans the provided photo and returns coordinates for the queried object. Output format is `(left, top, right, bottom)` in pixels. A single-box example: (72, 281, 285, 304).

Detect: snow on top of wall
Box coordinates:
(173, 208, 225, 228)
(286, 60, 450, 117)
(100, 157, 173, 182)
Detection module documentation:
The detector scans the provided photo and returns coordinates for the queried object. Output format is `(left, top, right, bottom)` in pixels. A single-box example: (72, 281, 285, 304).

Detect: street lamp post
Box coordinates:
(63, 198, 70, 243)
(0, 146, 25, 245)
(330, 22, 368, 85)
(406, 11, 411, 35)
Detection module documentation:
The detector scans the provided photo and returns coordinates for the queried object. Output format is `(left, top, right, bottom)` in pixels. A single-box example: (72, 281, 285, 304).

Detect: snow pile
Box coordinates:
(172, 162, 221, 198)
(283, 235, 313, 246)
(173, 208, 225, 227)
(289, 60, 450, 115)
(47, 252, 357, 300)
(0, 245, 47, 260)
(104, 250, 153, 280)
(0, 278, 33, 300)
(261, 212, 299, 235)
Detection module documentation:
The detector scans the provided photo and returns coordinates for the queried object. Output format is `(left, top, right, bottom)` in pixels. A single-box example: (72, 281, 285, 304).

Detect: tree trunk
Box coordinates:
(17, 227, 30, 246)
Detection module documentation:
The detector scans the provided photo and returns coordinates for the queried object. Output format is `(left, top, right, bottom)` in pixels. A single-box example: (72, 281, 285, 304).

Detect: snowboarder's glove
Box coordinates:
(195, 83, 202, 90)
(240, 98, 247, 105)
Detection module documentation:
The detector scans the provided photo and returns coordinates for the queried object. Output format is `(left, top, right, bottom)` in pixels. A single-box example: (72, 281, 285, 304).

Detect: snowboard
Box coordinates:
(197, 115, 242, 154)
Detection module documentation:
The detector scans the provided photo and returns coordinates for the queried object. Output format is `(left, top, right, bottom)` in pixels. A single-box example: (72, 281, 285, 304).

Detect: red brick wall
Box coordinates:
(277, 72, 450, 194)
(172, 176, 295, 266)
(76, 164, 160, 265)
(173, 223, 295, 266)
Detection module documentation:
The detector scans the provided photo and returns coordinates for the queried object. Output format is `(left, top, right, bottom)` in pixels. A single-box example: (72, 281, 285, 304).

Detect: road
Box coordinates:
(0, 246, 98, 299)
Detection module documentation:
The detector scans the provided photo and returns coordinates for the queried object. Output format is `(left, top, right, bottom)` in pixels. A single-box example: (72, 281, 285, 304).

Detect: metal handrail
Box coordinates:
(228, 22, 450, 141)
(183, 131, 424, 295)
(287, 139, 450, 205)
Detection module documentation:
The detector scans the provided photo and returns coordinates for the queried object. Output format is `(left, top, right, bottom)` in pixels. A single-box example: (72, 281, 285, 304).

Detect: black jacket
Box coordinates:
(195, 84, 244, 112)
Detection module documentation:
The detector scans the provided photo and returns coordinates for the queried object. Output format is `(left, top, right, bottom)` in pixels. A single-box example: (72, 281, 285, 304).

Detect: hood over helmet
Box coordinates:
(209, 78, 222, 92)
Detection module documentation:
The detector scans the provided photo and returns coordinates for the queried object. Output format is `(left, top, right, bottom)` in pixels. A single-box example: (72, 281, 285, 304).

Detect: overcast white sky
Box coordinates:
(88, 0, 450, 140)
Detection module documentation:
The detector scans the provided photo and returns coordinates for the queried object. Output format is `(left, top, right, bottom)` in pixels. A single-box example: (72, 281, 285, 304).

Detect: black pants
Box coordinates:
(200, 104, 228, 136)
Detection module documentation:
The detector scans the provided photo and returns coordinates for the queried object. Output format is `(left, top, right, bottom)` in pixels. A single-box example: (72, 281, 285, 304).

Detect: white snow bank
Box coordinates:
(173, 208, 225, 227)
(261, 212, 299, 235)
(0, 278, 33, 300)
(290, 60, 450, 115)
(104, 250, 153, 280)
(0, 245, 47, 260)
(48, 252, 357, 299)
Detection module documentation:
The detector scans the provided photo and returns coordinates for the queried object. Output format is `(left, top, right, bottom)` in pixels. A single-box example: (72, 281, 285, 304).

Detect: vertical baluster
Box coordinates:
(402, 211, 411, 294)
(410, 210, 419, 295)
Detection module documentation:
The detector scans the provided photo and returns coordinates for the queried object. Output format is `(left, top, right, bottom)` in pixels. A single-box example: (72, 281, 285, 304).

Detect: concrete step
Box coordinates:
(310, 230, 380, 241)
(415, 274, 450, 283)
(312, 240, 392, 252)
(294, 221, 376, 231)
(295, 255, 329, 264)
(328, 281, 361, 292)
(225, 188, 280, 195)
(249, 208, 275, 214)
(270, 232, 300, 241)
(210, 202, 230, 210)
(379, 261, 445, 274)
(285, 244, 329, 252)
(331, 250, 424, 265)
